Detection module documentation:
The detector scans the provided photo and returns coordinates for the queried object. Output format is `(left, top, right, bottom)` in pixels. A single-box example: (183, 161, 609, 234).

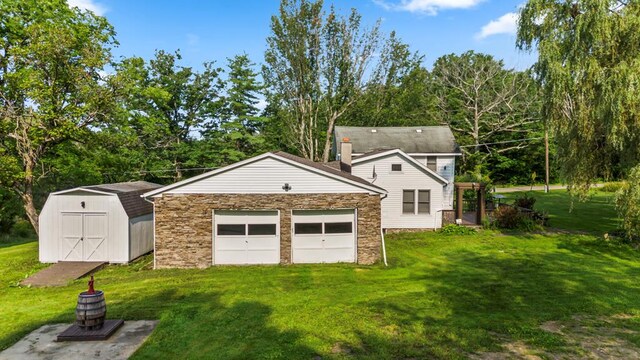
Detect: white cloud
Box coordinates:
(476, 12, 518, 39)
(67, 0, 107, 16)
(376, 0, 484, 15)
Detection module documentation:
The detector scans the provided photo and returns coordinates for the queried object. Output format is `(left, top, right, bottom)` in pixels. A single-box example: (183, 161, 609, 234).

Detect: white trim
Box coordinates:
(352, 149, 449, 184)
(142, 152, 387, 198)
(51, 188, 116, 196)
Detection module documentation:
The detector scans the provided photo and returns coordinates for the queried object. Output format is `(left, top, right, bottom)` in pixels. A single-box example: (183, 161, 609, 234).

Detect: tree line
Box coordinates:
(0, 0, 571, 234)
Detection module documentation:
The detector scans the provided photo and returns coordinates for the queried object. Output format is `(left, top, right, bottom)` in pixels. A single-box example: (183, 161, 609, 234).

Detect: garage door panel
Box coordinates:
(292, 249, 326, 264)
(215, 250, 247, 265)
(246, 250, 279, 264)
(323, 235, 354, 249)
(213, 210, 280, 265)
(292, 209, 356, 264)
(292, 236, 323, 250)
(215, 237, 247, 251)
(245, 236, 279, 251)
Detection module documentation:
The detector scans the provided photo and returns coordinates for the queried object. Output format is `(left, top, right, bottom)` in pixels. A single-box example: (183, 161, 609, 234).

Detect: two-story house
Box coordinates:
(333, 126, 461, 231)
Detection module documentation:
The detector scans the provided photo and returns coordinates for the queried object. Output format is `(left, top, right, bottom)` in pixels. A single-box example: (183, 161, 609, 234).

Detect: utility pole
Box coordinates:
(544, 122, 550, 193)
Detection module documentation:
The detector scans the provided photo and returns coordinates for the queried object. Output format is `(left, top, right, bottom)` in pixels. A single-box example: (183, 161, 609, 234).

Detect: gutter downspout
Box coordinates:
(380, 193, 388, 266)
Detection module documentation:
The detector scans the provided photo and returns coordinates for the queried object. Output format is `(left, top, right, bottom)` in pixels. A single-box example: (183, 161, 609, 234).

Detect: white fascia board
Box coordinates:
(50, 188, 116, 196)
(352, 149, 449, 184)
(142, 152, 387, 198)
(406, 153, 462, 156)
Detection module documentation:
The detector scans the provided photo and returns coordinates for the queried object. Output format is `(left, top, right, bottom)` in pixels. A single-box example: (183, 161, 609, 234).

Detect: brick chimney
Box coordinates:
(340, 137, 352, 173)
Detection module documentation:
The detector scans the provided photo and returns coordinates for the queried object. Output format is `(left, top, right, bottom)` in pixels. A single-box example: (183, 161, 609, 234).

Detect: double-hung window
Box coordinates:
(402, 189, 431, 214)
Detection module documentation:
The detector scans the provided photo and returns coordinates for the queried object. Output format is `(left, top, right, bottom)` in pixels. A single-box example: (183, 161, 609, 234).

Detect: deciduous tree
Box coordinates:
(0, 0, 116, 233)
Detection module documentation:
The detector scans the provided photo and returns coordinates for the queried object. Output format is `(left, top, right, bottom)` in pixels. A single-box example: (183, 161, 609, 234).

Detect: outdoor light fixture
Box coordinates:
(81, 201, 86, 208)
(282, 183, 292, 192)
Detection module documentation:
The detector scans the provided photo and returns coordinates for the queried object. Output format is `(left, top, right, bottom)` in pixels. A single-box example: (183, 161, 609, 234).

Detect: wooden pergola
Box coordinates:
(454, 182, 487, 225)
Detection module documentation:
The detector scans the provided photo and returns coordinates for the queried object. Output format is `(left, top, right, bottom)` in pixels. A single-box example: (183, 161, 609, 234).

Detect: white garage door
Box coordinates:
(60, 212, 108, 262)
(292, 209, 356, 264)
(213, 210, 280, 265)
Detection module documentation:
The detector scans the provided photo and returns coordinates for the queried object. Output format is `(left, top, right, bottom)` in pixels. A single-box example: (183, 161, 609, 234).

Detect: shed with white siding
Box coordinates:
(38, 181, 162, 263)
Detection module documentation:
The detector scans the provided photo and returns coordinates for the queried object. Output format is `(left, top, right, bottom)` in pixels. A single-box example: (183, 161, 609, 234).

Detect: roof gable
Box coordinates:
(143, 152, 386, 198)
(334, 126, 461, 155)
(352, 149, 448, 184)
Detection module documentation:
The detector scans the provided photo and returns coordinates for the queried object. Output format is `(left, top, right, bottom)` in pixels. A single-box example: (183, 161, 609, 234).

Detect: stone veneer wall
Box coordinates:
(153, 193, 381, 268)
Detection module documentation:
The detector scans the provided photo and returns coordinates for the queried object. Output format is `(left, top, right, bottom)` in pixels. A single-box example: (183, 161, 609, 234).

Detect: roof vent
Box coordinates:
(416, 129, 423, 133)
(371, 129, 377, 133)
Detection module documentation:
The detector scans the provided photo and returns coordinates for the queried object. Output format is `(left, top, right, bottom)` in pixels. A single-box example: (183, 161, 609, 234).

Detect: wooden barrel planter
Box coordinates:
(76, 290, 106, 330)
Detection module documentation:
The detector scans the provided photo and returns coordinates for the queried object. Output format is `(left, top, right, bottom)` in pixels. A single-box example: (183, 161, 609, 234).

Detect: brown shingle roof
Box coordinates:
(272, 152, 386, 193)
(84, 181, 162, 218)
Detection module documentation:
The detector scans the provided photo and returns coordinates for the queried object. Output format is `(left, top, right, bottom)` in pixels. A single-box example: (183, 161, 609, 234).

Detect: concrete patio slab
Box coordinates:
(21, 261, 106, 287)
(0, 320, 158, 360)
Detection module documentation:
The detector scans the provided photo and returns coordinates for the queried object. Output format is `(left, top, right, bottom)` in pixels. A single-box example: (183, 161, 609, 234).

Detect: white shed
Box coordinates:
(38, 181, 162, 263)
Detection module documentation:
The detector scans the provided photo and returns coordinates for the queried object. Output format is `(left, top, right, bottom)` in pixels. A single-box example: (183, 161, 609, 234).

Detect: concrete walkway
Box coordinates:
(494, 184, 603, 193)
(0, 321, 158, 360)
(21, 261, 106, 287)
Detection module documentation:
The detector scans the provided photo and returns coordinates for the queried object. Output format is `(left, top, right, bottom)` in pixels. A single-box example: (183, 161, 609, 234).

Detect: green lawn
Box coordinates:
(500, 189, 620, 234)
(2, 231, 640, 359)
(1, 191, 638, 359)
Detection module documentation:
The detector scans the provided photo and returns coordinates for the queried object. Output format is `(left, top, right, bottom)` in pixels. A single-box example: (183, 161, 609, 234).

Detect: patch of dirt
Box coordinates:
(471, 314, 640, 359)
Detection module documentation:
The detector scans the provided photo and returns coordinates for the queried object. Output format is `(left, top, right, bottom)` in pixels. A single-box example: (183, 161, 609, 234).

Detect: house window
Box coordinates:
(402, 190, 415, 214)
(427, 156, 437, 171)
(418, 190, 431, 214)
(391, 164, 402, 172)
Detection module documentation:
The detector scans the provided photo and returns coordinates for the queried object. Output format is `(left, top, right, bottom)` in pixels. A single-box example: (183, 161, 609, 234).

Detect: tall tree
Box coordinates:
(343, 32, 438, 127)
(517, 0, 640, 237)
(205, 54, 267, 164)
(0, 0, 116, 233)
(431, 51, 542, 172)
(263, 0, 383, 162)
(113, 50, 224, 181)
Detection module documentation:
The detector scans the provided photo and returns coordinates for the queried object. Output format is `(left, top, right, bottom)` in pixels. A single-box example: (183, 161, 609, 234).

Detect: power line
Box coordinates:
(458, 137, 543, 148)
(100, 166, 219, 176)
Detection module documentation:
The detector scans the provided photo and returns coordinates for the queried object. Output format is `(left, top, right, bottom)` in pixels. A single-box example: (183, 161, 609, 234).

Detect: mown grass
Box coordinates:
(2, 230, 640, 359)
(500, 189, 620, 234)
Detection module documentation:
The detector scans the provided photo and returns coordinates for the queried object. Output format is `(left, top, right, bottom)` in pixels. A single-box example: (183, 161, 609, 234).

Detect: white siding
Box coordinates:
(129, 213, 154, 261)
(352, 154, 446, 229)
(412, 156, 456, 208)
(39, 192, 129, 263)
(166, 157, 371, 194)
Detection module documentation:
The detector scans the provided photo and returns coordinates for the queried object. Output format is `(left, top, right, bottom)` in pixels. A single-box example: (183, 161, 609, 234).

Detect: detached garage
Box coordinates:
(144, 151, 386, 269)
(39, 181, 162, 263)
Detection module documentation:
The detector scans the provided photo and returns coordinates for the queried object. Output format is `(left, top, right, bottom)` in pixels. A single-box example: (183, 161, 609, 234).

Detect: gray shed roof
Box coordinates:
(83, 181, 162, 218)
(334, 126, 461, 155)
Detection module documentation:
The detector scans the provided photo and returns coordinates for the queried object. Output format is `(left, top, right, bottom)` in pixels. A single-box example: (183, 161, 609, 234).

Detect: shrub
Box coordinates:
(439, 224, 477, 235)
(11, 219, 35, 238)
(600, 182, 623, 193)
(492, 205, 524, 229)
(513, 193, 536, 210)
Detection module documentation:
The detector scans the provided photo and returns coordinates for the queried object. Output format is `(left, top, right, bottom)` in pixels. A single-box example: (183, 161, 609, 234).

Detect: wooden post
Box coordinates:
(456, 185, 463, 221)
(476, 188, 485, 224)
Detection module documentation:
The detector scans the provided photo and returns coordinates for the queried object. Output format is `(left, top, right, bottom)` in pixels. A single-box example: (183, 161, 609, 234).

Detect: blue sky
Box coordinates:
(69, 0, 535, 71)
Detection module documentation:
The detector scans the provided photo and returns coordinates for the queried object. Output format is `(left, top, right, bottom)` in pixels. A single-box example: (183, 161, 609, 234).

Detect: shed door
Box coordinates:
(60, 213, 108, 262)
(213, 211, 280, 265)
(292, 210, 356, 263)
